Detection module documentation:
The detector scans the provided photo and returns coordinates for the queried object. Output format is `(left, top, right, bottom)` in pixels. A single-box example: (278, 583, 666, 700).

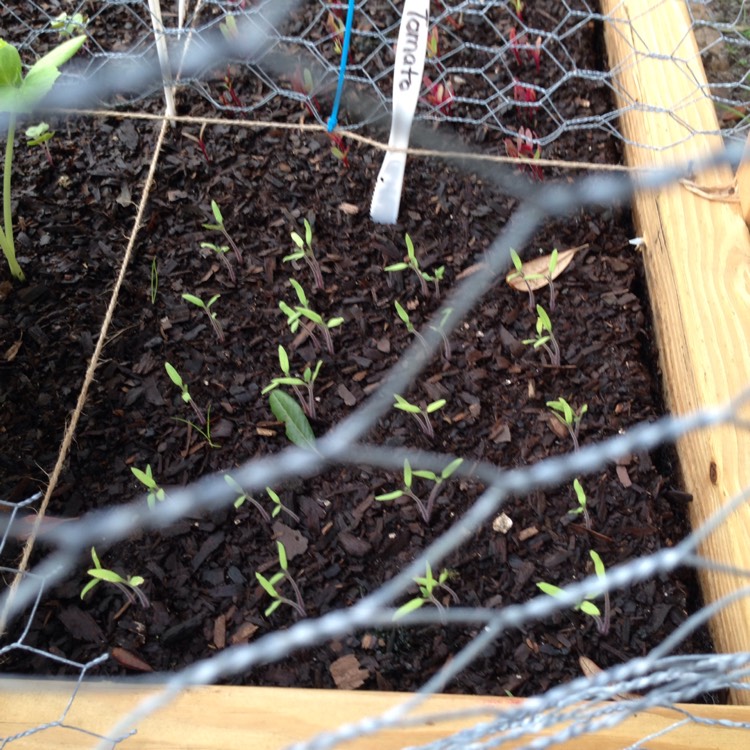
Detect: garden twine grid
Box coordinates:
(2, 0, 750, 748)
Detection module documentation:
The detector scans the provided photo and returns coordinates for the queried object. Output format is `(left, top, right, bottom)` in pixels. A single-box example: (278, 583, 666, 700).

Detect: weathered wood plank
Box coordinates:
(600, 0, 750, 704)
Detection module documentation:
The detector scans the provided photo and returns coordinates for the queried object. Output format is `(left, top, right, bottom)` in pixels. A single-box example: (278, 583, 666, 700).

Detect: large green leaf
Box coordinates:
(0, 41, 22, 88)
(269, 390, 316, 450)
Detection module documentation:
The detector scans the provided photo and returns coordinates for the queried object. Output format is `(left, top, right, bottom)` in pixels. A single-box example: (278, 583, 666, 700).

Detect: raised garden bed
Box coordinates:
(2, 0, 750, 745)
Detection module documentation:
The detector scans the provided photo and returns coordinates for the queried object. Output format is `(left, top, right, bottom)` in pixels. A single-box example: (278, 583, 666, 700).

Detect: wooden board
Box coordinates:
(2, 679, 750, 749)
(600, 0, 750, 704)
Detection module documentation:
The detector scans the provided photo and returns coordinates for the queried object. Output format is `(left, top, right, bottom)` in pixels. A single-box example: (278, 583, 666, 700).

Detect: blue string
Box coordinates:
(327, 0, 356, 132)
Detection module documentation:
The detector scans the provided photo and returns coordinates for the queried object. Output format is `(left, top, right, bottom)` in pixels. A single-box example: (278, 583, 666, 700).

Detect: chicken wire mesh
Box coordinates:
(1, 0, 750, 748)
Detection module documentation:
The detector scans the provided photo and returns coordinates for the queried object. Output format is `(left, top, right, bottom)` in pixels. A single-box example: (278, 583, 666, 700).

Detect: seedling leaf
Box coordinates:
(505, 246, 584, 292)
(269, 390, 316, 449)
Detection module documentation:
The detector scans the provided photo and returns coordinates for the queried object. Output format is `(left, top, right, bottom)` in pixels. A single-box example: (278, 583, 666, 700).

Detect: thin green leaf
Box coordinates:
(80, 579, 98, 599)
(426, 399, 446, 413)
(129, 576, 145, 587)
(404, 459, 413, 488)
(269, 390, 316, 449)
(265, 599, 282, 617)
(256, 572, 279, 598)
(210, 200, 223, 225)
(375, 490, 404, 501)
(277, 541, 288, 571)
(290, 278, 307, 305)
(182, 293, 204, 308)
(394, 300, 411, 327)
(536, 582, 564, 598)
(441, 457, 463, 479)
(131, 466, 156, 490)
(393, 597, 425, 620)
(404, 234, 416, 262)
(164, 362, 183, 388)
(590, 550, 606, 578)
(579, 600, 601, 617)
(87, 569, 126, 584)
(90, 547, 101, 569)
(384, 262, 409, 272)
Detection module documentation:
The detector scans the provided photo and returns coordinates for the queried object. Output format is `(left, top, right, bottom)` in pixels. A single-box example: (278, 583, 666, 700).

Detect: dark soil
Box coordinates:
(1, 1, 715, 697)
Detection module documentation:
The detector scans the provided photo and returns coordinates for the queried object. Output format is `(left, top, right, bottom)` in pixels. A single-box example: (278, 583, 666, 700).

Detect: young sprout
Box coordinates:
(200, 241, 236, 283)
(261, 344, 322, 419)
(219, 14, 239, 41)
(393, 563, 459, 621)
(164, 362, 205, 425)
(224, 475, 300, 522)
(507, 248, 544, 311)
(569, 478, 592, 529)
(547, 397, 587, 451)
(130, 464, 166, 509)
(536, 551, 610, 635)
(81, 547, 148, 608)
(385, 234, 441, 298)
(255, 541, 306, 618)
(0, 34, 86, 280)
(429, 306, 453, 360)
(173, 403, 220, 449)
(150, 257, 158, 304)
(25, 122, 54, 166)
(203, 199, 243, 264)
(522, 304, 560, 366)
(285, 218, 324, 290)
(376, 457, 463, 523)
(393, 394, 446, 439)
(279, 278, 343, 354)
(51, 12, 89, 38)
(182, 292, 224, 342)
(395, 300, 428, 348)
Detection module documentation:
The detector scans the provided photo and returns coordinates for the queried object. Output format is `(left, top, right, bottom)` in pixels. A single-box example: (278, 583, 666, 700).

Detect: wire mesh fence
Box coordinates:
(2, 0, 750, 748)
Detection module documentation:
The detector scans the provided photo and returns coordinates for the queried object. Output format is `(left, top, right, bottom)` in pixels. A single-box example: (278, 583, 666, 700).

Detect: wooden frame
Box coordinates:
(3, 0, 750, 745)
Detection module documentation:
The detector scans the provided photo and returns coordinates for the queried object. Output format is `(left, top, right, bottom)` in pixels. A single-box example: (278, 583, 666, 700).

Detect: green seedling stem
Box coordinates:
(385, 234, 443, 298)
(393, 393, 446, 439)
(569, 478, 592, 529)
(200, 241, 236, 283)
(25, 122, 54, 166)
(182, 292, 225, 342)
(261, 344, 322, 419)
(130, 464, 166, 509)
(173, 403, 220, 449)
(376, 457, 463, 523)
(81, 547, 148, 608)
(224, 475, 300, 522)
(393, 563, 459, 621)
(165, 362, 206, 425)
(279, 279, 343, 354)
(285, 218, 323, 290)
(150, 257, 158, 304)
(203, 199, 243, 264)
(536, 551, 610, 635)
(547, 397, 587, 451)
(522, 304, 561, 366)
(255, 541, 306, 618)
(507, 248, 543, 311)
(0, 34, 86, 280)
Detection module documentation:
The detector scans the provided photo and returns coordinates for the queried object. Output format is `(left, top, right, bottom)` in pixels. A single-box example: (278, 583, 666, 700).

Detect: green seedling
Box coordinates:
(0, 34, 86, 280)
(182, 292, 224, 342)
(224, 475, 300, 522)
(173, 403, 220, 449)
(269, 389, 316, 450)
(395, 301, 452, 360)
(262, 344, 322, 419)
(393, 562, 459, 621)
(385, 234, 444, 298)
(25, 122, 54, 165)
(522, 304, 560, 366)
(200, 241, 236, 283)
(220, 14, 239, 41)
(547, 397, 587, 451)
(165, 362, 205, 425)
(279, 278, 343, 354)
(150, 257, 158, 304)
(507, 248, 543, 311)
(131, 464, 166, 509)
(569, 478, 592, 529)
(52, 12, 89, 38)
(203, 199, 242, 264)
(285, 218, 323, 290)
(255, 541, 306, 618)
(81, 547, 148, 608)
(376, 457, 463, 523)
(393, 393, 446, 439)
(536, 551, 610, 635)
(430, 306, 453, 360)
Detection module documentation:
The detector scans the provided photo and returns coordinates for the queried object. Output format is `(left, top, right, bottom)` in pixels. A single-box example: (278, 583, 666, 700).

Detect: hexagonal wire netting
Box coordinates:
(2, 1, 750, 749)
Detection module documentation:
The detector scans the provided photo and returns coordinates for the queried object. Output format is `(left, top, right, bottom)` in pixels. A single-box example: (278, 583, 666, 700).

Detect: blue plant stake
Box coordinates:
(327, 0, 356, 132)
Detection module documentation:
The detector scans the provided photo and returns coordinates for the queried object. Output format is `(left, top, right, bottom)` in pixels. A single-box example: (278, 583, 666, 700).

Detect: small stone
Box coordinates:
(492, 512, 513, 534)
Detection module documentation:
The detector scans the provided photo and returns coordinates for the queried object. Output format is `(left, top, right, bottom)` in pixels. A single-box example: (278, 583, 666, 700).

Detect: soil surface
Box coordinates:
(1, 1, 716, 698)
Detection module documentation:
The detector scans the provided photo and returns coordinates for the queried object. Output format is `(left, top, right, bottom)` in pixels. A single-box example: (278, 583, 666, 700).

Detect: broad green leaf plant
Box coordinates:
(0, 34, 85, 280)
